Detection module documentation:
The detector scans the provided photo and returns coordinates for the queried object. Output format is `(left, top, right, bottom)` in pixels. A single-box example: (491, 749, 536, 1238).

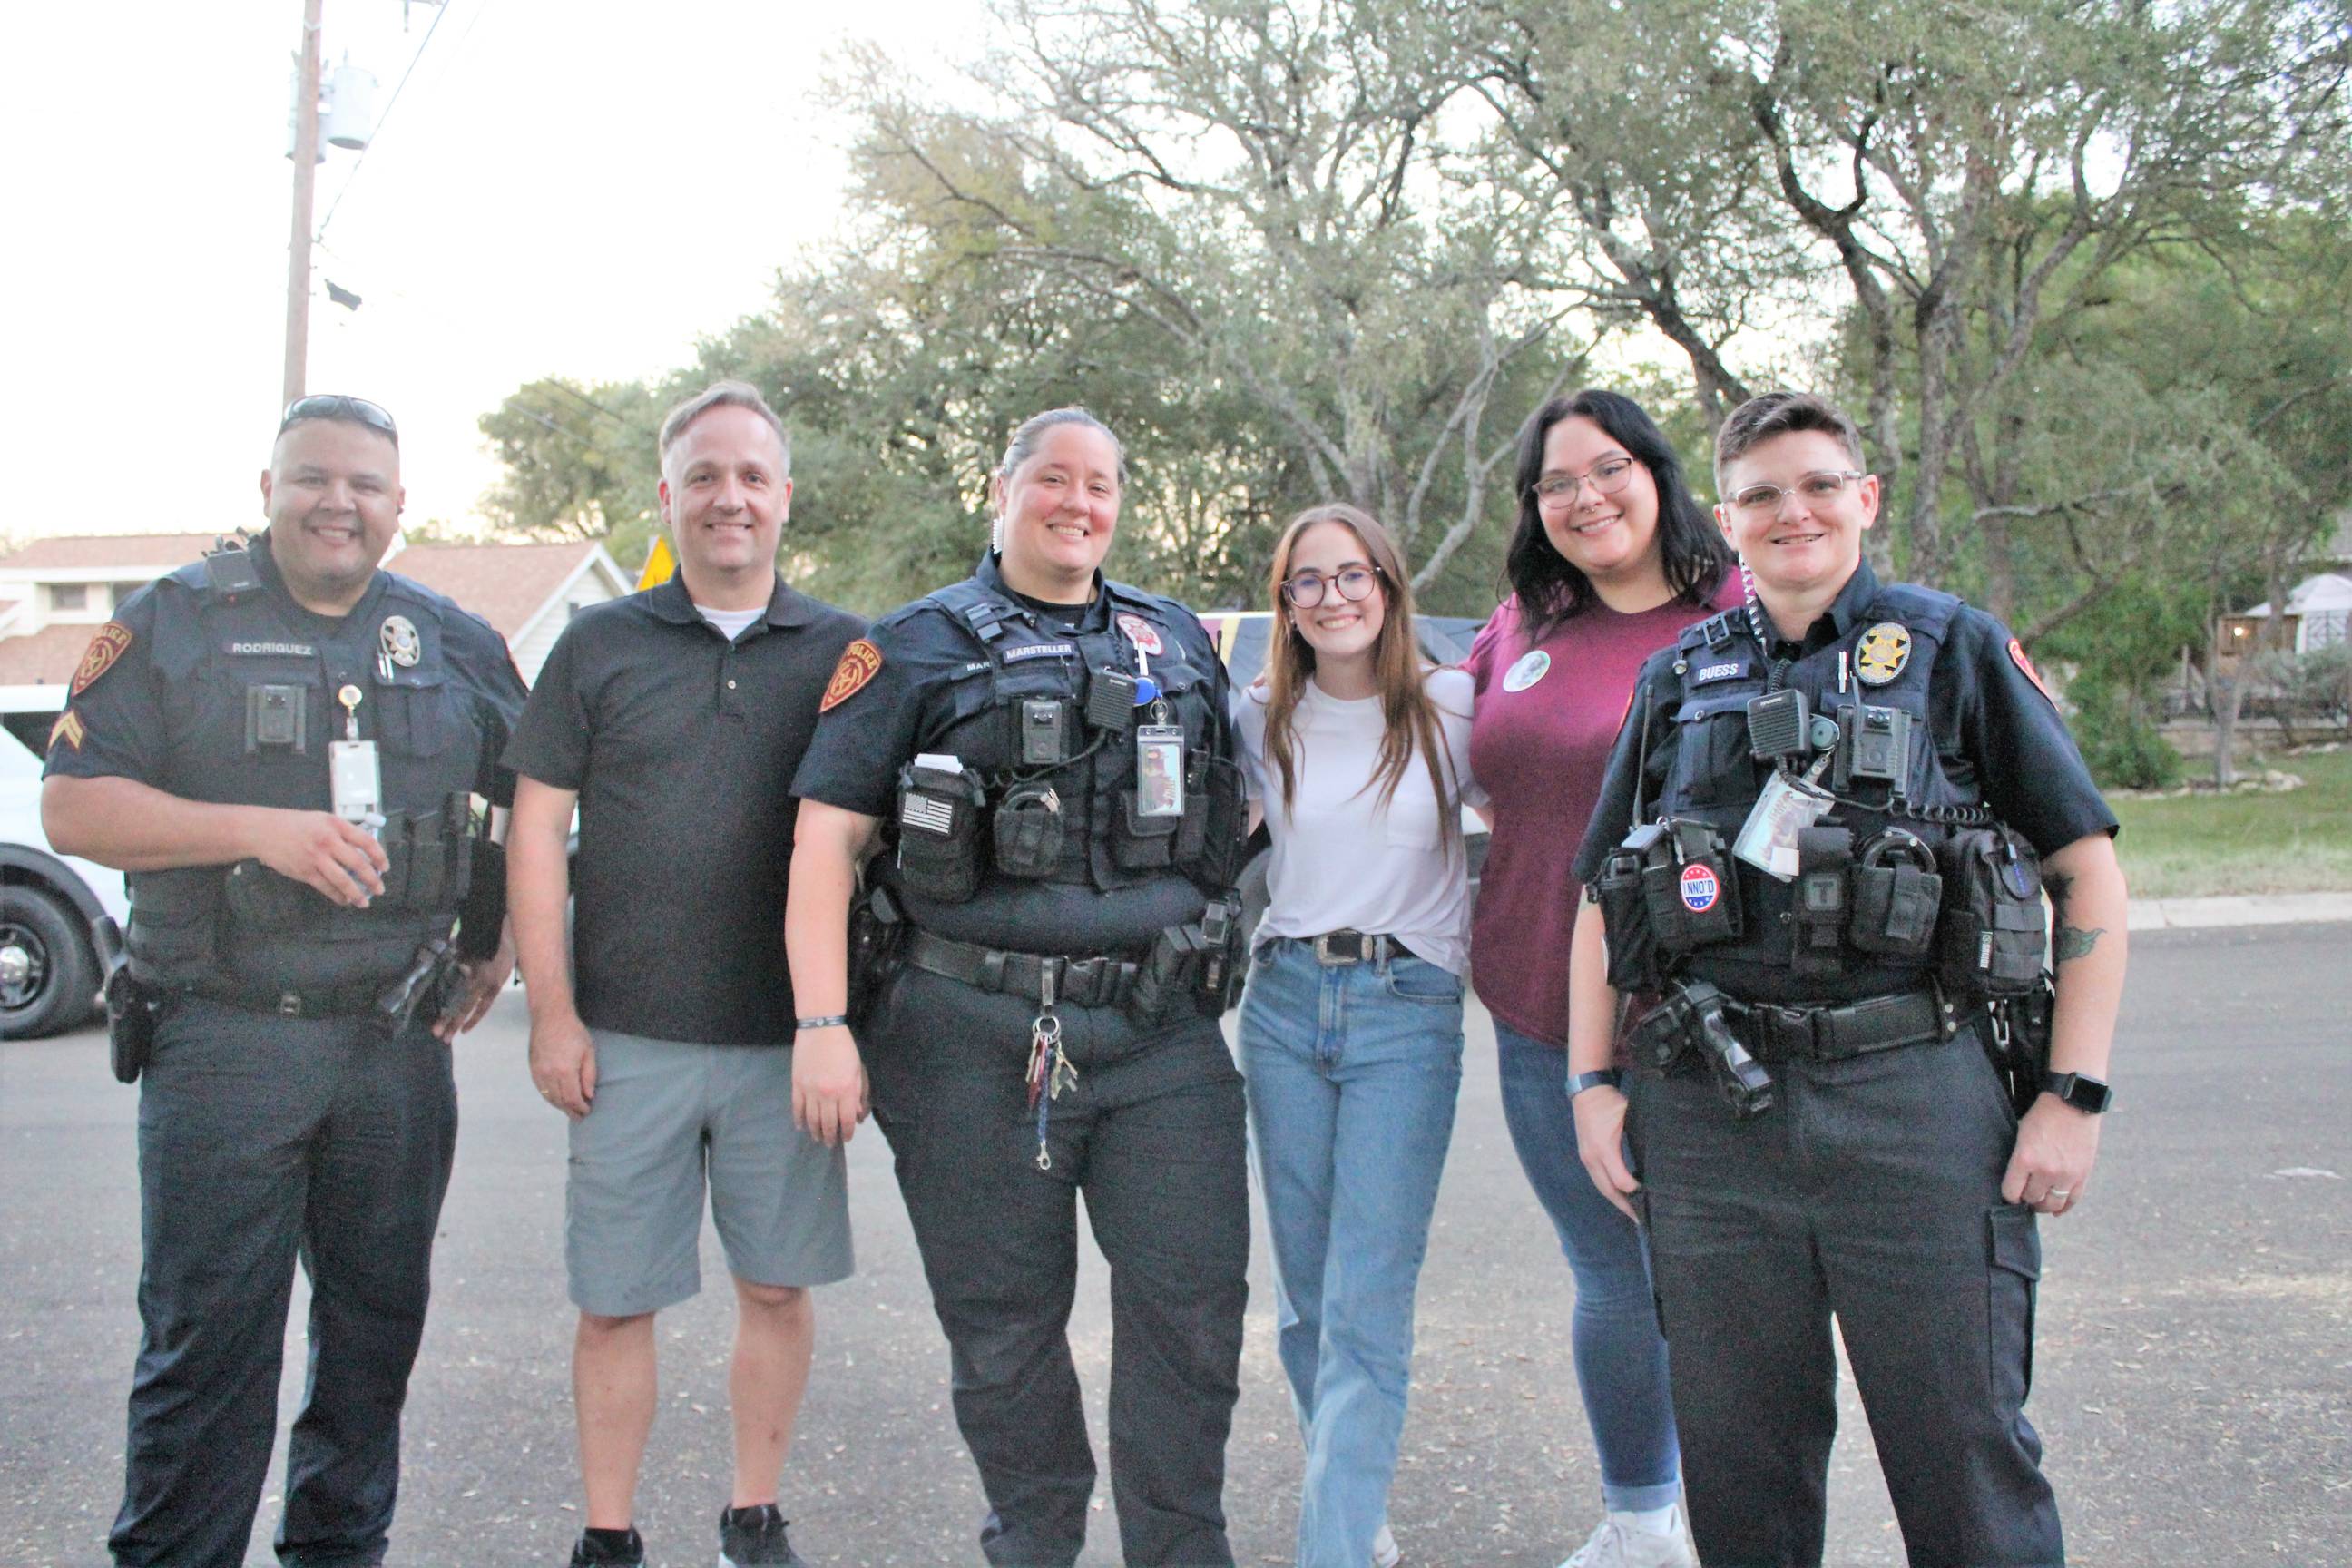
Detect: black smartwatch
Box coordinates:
(1567, 1068, 1623, 1099)
(2042, 1072, 2112, 1115)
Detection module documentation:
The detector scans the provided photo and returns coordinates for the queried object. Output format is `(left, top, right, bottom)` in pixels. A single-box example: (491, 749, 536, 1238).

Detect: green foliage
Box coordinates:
(2112, 748, 2352, 898)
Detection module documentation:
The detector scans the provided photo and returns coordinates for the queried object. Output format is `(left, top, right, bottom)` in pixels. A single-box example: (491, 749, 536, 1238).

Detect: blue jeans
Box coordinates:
(1494, 1021, 1682, 1513)
(1239, 937, 1465, 1568)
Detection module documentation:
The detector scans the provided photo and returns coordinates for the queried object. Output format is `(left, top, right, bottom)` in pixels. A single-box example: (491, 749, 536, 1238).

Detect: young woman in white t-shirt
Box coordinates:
(1232, 503, 1482, 1568)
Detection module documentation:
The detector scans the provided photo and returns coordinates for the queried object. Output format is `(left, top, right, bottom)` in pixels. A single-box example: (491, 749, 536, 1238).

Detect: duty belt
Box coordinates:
(185, 974, 391, 1020)
(1735, 985, 1959, 1063)
(901, 928, 1141, 1009)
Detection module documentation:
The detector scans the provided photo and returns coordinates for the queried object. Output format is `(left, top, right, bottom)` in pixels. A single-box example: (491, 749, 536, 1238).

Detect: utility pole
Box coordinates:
(283, 0, 325, 407)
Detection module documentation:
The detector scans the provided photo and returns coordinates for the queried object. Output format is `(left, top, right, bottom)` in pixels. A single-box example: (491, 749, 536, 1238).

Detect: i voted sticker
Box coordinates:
(1679, 862, 1720, 912)
(1503, 650, 1551, 692)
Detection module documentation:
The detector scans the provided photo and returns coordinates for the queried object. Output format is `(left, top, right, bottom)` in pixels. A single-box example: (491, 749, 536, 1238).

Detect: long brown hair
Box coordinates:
(1259, 504, 1457, 847)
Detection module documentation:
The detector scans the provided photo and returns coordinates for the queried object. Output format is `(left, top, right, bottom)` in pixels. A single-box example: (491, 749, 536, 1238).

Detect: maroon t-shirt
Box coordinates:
(1465, 581, 1740, 1046)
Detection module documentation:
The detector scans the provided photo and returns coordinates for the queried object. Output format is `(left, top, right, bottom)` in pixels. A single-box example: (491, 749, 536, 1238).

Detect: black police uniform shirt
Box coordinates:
(789, 553, 1230, 957)
(503, 572, 864, 1047)
(42, 534, 527, 983)
(1572, 560, 2119, 1004)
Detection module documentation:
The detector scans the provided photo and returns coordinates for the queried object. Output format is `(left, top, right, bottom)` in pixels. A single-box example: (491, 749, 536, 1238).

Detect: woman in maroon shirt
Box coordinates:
(1464, 389, 1735, 1568)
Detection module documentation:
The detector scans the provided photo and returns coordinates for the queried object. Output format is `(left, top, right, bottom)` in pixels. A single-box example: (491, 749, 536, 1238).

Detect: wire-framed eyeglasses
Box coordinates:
(1280, 564, 1383, 608)
(1726, 470, 1866, 515)
(1531, 456, 1638, 507)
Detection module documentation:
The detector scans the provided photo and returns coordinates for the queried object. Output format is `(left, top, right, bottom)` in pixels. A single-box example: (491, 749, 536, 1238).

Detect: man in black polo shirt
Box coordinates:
(505, 381, 864, 1568)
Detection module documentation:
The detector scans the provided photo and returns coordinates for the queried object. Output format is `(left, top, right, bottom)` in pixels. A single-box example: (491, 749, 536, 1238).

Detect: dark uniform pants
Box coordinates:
(1629, 1028, 2063, 1568)
(867, 967, 1250, 1568)
(110, 998, 459, 1568)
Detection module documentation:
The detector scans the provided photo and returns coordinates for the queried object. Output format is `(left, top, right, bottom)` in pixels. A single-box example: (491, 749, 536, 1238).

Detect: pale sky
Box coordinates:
(2, 0, 984, 545)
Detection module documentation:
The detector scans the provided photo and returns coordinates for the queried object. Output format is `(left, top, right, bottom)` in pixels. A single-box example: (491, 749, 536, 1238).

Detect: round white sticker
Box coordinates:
(1503, 649, 1551, 692)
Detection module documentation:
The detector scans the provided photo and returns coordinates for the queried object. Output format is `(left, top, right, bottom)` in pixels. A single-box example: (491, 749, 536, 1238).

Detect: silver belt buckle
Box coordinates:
(1312, 932, 1366, 966)
(278, 992, 304, 1017)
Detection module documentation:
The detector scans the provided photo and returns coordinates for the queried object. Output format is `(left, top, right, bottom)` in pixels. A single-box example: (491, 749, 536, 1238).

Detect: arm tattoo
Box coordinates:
(2054, 924, 2105, 963)
(2045, 871, 2074, 911)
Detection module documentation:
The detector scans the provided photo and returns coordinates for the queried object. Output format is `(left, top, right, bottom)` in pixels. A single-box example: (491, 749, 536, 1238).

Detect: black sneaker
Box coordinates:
(719, 1503, 808, 1567)
(568, 1526, 644, 1567)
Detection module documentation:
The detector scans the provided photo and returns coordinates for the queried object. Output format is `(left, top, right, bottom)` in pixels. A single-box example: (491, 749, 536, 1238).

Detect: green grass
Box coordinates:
(2109, 748, 2352, 899)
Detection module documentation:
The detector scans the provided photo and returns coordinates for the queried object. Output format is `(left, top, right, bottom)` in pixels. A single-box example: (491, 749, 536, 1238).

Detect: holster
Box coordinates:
(1984, 971, 2057, 1116)
(1629, 979, 1774, 1119)
(373, 939, 456, 1035)
(96, 917, 155, 1085)
(847, 884, 905, 1024)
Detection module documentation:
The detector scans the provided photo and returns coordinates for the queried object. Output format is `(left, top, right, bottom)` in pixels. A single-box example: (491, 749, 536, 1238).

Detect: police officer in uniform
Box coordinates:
(1564, 392, 2129, 1567)
(786, 407, 1251, 1567)
(42, 395, 527, 1568)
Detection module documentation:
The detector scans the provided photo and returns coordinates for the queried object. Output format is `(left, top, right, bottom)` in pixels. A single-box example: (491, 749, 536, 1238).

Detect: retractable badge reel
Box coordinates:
(1119, 613, 1186, 818)
(328, 683, 385, 836)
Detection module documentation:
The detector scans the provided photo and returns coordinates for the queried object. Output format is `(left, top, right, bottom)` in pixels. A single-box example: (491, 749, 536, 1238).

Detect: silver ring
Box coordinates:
(2048, 1189, 2071, 1199)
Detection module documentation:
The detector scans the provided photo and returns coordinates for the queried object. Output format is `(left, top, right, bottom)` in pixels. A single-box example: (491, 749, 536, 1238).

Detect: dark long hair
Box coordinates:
(1503, 389, 1730, 642)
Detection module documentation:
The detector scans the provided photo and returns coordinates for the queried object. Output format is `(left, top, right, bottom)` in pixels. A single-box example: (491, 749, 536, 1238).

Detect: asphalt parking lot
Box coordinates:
(5, 921, 2348, 1567)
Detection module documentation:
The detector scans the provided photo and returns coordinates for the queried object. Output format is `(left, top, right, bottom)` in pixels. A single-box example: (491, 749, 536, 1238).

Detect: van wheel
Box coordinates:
(0, 887, 95, 1040)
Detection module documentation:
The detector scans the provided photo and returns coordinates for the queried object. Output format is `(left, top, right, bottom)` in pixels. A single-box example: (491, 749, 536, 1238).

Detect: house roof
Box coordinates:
(0, 534, 218, 574)
(390, 540, 621, 642)
(2242, 572, 2352, 617)
(0, 624, 115, 686)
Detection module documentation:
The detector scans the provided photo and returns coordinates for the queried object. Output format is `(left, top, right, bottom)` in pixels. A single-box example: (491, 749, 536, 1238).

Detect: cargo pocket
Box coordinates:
(1987, 1202, 2041, 1414)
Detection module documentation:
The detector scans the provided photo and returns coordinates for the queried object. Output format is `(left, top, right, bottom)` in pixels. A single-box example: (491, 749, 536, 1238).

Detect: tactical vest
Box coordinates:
(124, 551, 485, 998)
(1651, 583, 1994, 1005)
(884, 572, 1248, 952)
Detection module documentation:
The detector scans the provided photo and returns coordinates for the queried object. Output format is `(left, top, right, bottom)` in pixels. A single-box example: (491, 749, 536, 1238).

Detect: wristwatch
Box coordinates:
(2041, 1071, 2113, 1114)
(1567, 1068, 1623, 1099)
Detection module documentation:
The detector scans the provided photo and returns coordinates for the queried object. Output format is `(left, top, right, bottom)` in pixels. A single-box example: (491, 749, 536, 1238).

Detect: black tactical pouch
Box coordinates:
(1183, 753, 1252, 894)
(1112, 792, 1181, 869)
(1196, 891, 1246, 1015)
(993, 780, 1066, 878)
(1937, 826, 2047, 997)
(1641, 818, 1744, 955)
(224, 858, 325, 929)
(1790, 825, 1853, 982)
(847, 885, 904, 1024)
(895, 761, 988, 903)
(1850, 828, 1941, 958)
(1127, 923, 1204, 1024)
(1593, 823, 1667, 993)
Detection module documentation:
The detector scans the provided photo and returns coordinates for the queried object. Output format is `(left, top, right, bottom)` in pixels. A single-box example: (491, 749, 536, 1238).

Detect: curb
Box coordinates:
(2126, 892, 2352, 931)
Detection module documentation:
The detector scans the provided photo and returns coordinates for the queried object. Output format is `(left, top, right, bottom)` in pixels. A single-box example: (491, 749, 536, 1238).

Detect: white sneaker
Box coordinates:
(1557, 1503, 1696, 1568)
(1370, 1522, 1403, 1568)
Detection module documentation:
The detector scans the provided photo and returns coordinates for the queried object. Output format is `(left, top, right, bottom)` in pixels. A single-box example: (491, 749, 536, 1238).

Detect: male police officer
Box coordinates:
(43, 394, 526, 1568)
(1565, 391, 2128, 1567)
(506, 382, 863, 1568)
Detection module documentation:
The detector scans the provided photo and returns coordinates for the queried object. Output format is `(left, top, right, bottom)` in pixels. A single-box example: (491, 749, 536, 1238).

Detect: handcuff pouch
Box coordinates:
(1849, 828, 1941, 958)
(993, 780, 1065, 879)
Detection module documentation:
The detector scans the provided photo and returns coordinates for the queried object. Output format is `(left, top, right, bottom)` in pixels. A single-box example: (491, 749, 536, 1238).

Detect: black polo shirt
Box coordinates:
(505, 573, 864, 1045)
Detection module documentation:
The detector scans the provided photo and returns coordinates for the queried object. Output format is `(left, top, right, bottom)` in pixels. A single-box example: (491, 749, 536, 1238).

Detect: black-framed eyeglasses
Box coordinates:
(1531, 456, 1638, 507)
(1281, 564, 1383, 608)
(1727, 470, 1866, 515)
(279, 394, 399, 446)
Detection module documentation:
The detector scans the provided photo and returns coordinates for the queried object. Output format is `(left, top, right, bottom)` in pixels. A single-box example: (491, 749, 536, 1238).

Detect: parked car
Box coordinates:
(1, 723, 126, 1037)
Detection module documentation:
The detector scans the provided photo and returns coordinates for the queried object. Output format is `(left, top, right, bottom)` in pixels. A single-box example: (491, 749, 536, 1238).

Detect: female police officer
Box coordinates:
(1564, 391, 2128, 1567)
(785, 408, 1251, 1568)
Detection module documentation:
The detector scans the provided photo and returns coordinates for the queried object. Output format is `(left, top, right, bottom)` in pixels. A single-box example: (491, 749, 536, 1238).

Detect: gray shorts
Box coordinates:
(565, 1029, 853, 1317)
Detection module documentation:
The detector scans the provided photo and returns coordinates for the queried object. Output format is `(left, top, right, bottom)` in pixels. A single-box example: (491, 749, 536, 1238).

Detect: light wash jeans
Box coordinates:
(1493, 1020, 1682, 1511)
(1239, 936, 1465, 1568)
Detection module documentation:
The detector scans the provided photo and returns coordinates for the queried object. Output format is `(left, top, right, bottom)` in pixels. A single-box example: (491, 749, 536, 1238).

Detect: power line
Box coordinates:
(314, 0, 454, 241)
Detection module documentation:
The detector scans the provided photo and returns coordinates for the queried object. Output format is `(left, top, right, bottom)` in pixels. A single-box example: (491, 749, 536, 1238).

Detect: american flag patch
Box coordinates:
(900, 794, 956, 836)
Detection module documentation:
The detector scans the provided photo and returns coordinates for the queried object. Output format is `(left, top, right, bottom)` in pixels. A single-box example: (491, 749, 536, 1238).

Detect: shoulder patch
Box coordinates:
(820, 639, 884, 712)
(71, 622, 134, 696)
(2008, 637, 2057, 707)
(48, 709, 86, 752)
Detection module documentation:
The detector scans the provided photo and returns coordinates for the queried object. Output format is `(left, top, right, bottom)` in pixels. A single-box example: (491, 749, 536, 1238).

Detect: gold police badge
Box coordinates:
(379, 614, 422, 671)
(1853, 622, 1911, 686)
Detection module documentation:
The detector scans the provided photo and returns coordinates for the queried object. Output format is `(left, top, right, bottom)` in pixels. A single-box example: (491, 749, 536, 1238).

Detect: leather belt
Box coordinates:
(1301, 929, 1424, 967)
(1739, 985, 1957, 1063)
(901, 928, 1141, 1008)
(184, 975, 388, 1021)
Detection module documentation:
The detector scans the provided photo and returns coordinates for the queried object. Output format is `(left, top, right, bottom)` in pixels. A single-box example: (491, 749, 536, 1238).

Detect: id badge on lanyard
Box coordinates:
(1118, 612, 1186, 816)
(328, 682, 384, 834)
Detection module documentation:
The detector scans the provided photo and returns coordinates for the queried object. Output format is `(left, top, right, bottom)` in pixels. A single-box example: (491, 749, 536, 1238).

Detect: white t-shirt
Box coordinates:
(1232, 666, 1485, 975)
(695, 603, 765, 641)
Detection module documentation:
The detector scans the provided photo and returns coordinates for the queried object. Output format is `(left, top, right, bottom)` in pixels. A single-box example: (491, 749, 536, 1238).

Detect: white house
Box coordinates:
(2233, 572, 2352, 655)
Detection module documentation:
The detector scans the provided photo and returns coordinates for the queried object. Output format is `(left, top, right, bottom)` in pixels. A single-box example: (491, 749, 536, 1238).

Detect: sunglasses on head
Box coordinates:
(279, 394, 399, 446)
